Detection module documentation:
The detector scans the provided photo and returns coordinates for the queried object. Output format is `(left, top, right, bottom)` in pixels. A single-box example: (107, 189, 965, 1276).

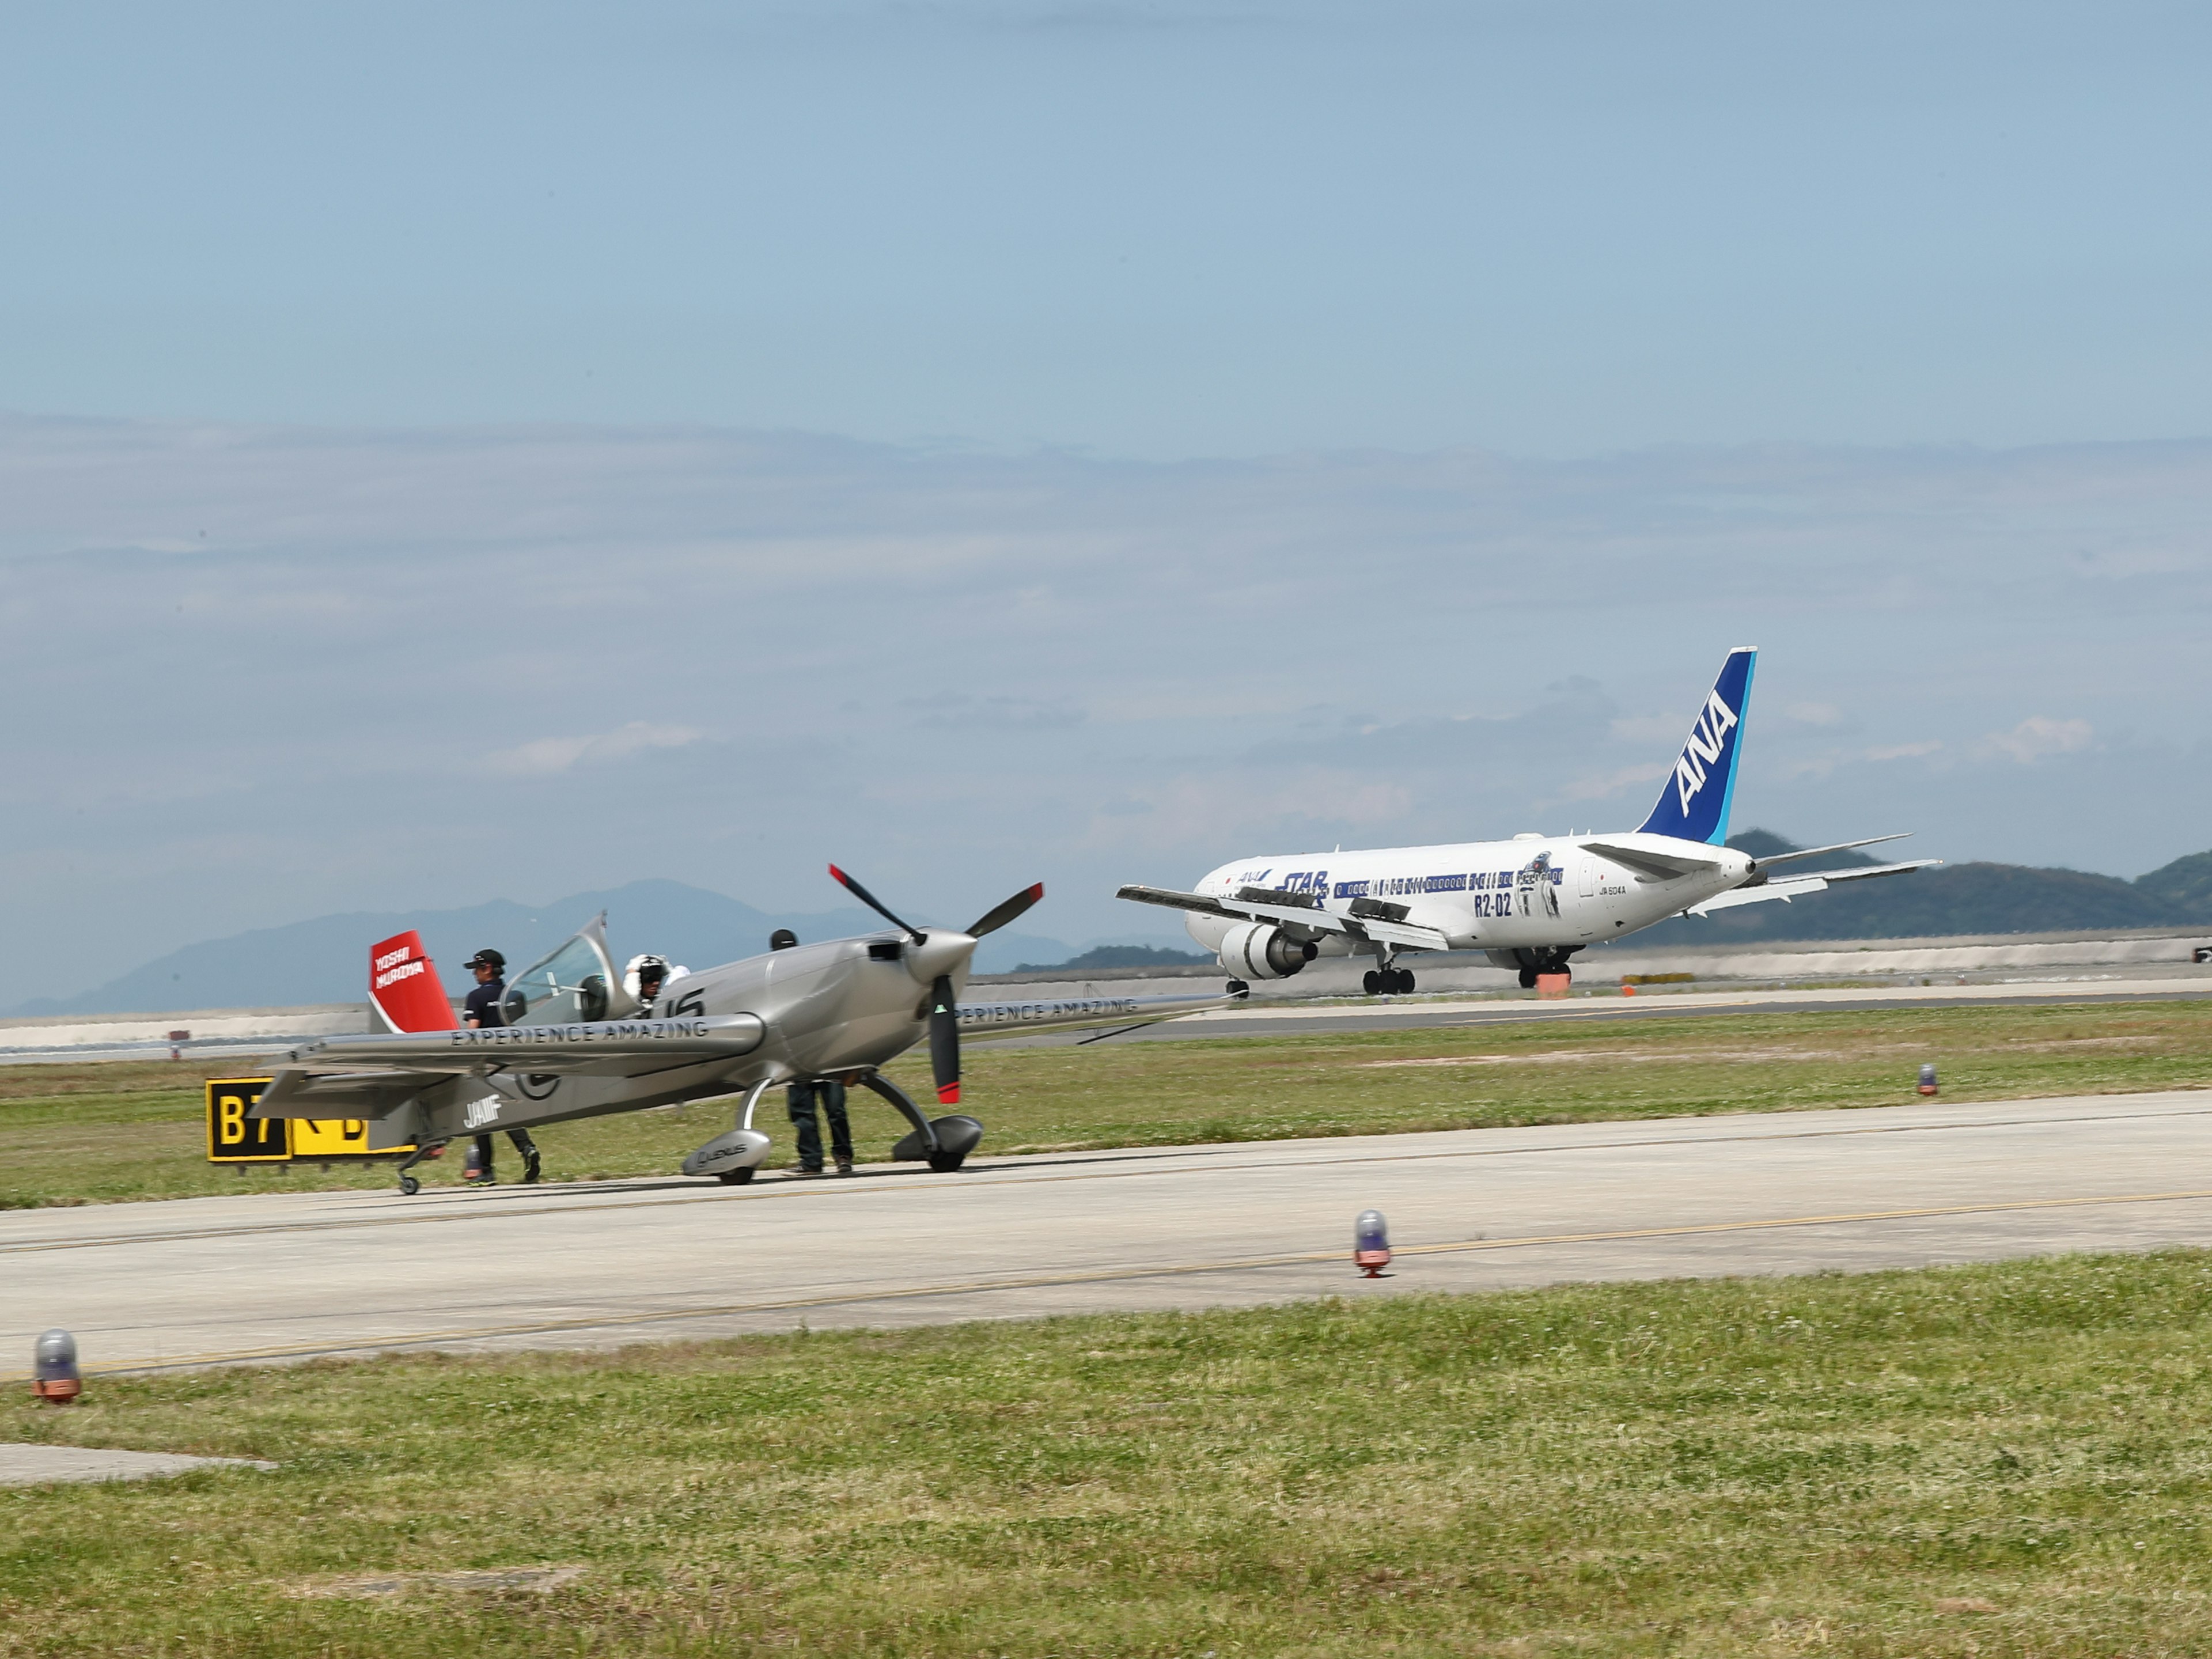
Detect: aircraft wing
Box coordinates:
(1684, 859, 1942, 916)
(251, 1016, 770, 1117)
(1115, 884, 1452, 952)
(960, 985, 1249, 1042)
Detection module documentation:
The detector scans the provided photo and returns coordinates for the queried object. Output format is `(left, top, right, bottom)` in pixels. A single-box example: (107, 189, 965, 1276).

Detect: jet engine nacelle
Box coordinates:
(1218, 922, 1317, 980)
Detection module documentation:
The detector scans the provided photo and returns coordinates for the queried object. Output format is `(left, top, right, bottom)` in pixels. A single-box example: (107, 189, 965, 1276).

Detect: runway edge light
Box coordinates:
(1919, 1063, 1939, 1097)
(32, 1329, 80, 1404)
(1355, 1209, 1391, 1278)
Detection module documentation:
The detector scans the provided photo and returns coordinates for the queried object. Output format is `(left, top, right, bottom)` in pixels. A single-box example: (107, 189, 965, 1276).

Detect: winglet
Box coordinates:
(368, 930, 458, 1033)
(1635, 647, 1756, 845)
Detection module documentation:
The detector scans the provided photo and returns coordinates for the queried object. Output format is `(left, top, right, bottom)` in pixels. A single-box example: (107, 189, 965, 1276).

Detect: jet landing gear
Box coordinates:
(1513, 949, 1579, 990)
(1363, 966, 1416, 995)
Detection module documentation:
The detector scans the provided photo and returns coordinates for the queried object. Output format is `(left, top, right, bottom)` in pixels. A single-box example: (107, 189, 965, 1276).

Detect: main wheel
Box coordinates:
(1362, 970, 1381, 994)
(1518, 967, 1537, 989)
(399, 1175, 420, 1196)
(927, 1149, 969, 1172)
(1396, 969, 1416, 994)
(716, 1167, 756, 1185)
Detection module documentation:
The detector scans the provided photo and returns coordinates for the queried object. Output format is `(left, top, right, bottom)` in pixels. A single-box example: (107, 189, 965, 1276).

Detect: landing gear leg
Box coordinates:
(853, 1072, 981, 1172)
(719, 1078, 774, 1182)
(395, 1139, 446, 1197)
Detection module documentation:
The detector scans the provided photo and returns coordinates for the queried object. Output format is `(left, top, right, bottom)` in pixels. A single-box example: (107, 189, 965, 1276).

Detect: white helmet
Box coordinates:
(624, 953, 683, 1002)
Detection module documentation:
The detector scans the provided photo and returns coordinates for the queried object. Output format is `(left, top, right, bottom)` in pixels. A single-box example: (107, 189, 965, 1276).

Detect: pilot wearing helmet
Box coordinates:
(624, 953, 690, 1011)
(459, 948, 542, 1186)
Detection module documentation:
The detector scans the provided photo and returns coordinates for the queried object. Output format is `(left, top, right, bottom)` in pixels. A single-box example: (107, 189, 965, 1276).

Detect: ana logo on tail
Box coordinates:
(1637, 647, 1757, 846)
(1673, 690, 1741, 813)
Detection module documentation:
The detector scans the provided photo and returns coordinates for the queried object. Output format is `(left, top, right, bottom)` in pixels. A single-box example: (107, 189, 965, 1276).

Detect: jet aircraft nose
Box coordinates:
(905, 930, 977, 986)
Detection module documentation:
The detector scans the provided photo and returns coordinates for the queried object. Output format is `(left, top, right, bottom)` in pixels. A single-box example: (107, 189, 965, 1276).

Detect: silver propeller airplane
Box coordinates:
(252, 868, 1241, 1194)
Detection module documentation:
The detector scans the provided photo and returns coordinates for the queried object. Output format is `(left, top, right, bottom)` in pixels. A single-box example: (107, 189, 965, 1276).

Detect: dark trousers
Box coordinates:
(471, 1128, 537, 1173)
(786, 1080, 851, 1171)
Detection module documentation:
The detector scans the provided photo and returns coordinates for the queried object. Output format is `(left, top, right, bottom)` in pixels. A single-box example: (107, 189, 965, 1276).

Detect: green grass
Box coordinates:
(5, 998, 2212, 1208)
(9, 1251, 2212, 1655)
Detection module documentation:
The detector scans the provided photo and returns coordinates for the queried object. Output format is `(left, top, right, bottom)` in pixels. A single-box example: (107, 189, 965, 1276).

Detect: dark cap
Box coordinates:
(465, 948, 506, 972)
(769, 929, 798, 950)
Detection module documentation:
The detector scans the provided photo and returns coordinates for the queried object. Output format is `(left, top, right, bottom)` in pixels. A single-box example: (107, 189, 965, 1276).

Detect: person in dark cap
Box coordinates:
(459, 948, 540, 1185)
(463, 949, 507, 1029)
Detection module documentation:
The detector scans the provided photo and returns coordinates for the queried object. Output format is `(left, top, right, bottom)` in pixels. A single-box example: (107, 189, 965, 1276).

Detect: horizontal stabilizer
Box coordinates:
(1685, 858, 1940, 916)
(1747, 832, 1911, 872)
(1581, 841, 1726, 882)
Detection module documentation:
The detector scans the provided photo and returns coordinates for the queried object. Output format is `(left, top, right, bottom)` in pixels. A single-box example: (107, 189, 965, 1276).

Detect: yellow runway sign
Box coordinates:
(205, 1079, 412, 1164)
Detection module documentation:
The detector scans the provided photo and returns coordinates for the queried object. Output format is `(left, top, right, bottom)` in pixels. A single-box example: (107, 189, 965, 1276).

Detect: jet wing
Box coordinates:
(1684, 859, 1941, 916)
(1115, 884, 1452, 952)
(1580, 841, 1728, 882)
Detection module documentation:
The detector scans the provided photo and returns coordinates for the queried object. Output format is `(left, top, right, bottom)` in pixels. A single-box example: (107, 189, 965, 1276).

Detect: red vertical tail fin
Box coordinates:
(370, 930, 458, 1032)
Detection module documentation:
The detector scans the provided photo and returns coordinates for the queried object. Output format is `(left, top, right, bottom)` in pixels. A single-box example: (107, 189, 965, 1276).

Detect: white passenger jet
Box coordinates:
(1119, 648, 1936, 993)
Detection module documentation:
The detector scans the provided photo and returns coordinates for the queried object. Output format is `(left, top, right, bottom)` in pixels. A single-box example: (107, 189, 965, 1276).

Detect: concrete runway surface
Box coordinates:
(10, 1088, 2212, 1379)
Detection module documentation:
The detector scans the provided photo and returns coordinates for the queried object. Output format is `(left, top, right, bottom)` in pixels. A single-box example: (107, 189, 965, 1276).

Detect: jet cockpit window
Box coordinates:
(501, 933, 615, 1026)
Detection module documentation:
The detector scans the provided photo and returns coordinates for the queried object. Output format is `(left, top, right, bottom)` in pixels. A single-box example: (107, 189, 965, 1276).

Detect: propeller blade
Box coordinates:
(927, 974, 961, 1105)
(828, 863, 925, 944)
(967, 881, 1044, 939)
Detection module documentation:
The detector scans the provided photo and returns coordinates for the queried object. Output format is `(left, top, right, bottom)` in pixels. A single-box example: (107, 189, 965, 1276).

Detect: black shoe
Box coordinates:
(521, 1149, 543, 1185)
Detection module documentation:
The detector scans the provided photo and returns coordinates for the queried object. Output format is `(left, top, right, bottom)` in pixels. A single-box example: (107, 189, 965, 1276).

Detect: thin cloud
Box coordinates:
(1984, 717, 2092, 764)
(1865, 740, 1943, 762)
(1558, 762, 1668, 803)
(490, 723, 706, 777)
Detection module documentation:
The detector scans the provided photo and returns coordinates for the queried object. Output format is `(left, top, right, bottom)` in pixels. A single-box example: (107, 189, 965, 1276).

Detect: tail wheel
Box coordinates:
(399, 1175, 420, 1196)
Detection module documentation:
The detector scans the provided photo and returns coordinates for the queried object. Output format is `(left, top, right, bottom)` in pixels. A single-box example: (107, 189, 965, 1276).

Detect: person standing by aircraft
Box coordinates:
(785, 1077, 854, 1177)
(768, 929, 854, 1176)
(460, 948, 542, 1185)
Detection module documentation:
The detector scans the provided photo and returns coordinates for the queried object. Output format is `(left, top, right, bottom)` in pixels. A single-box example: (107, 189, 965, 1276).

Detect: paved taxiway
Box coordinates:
(1098, 974, 2212, 1044)
(9, 1087, 2212, 1378)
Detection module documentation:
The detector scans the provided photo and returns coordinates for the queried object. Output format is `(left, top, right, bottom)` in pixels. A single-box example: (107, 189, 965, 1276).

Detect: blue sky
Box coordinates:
(7, 2, 2210, 453)
(3, 3, 2209, 1006)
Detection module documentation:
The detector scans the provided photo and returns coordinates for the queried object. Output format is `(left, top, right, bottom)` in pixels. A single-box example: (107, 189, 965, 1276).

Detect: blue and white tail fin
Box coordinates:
(1635, 647, 1756, 845)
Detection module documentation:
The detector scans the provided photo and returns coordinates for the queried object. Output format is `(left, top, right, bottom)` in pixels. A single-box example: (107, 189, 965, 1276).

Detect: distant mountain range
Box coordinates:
(1635, 831, 2212, 947)
(10, 880, 1181, 1017)
(1010, 943, 1213, 973)
(20, 835, 2212, 1017)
